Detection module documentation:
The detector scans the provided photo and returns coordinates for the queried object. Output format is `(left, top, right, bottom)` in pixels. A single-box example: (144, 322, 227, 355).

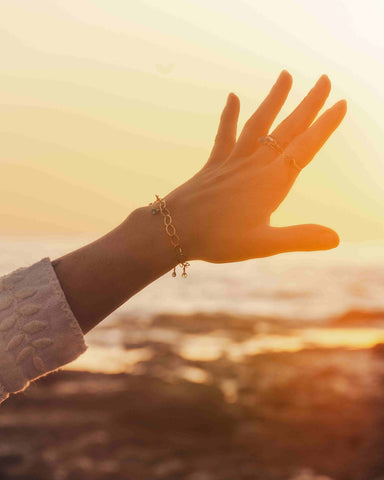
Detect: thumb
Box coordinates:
(263, 224, 340, 255)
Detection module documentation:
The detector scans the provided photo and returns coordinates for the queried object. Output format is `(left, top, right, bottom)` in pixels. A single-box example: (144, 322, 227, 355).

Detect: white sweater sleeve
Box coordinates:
(0, 257, 87, 404)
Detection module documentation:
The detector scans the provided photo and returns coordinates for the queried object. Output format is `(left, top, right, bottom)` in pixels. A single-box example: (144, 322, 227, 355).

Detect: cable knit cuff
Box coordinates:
(0, 257, 87, 403)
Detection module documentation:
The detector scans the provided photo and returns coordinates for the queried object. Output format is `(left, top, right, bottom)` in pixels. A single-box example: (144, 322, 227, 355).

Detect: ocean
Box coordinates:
(2, 235, 384, 372)
(1, 235, 384, 321)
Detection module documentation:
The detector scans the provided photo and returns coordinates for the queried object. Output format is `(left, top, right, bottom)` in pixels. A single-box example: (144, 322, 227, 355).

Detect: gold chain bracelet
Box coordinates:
(149, 195, 190, 278)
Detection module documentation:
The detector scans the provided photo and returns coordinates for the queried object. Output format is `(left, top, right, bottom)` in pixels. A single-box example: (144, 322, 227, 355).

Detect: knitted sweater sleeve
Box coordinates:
(0, 257, 87, 404)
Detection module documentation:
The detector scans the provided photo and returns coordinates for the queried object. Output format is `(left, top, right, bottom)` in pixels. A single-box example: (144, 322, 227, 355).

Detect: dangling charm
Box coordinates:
(172, 267, 177, 278)
(181, 264, 188, 278)
(148, 199, 160, 215)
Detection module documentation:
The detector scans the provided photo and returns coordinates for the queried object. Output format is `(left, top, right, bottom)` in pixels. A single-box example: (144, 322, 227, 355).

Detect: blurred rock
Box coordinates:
(330, 309, 384, 327)
(1, 325, 384, 479)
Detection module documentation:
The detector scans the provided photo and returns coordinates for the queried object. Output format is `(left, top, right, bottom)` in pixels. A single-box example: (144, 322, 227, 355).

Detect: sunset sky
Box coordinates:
(0, 0, 383, 240)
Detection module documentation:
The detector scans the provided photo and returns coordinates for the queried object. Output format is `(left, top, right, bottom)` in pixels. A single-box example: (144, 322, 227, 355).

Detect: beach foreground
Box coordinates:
(2, 312, 384, 480)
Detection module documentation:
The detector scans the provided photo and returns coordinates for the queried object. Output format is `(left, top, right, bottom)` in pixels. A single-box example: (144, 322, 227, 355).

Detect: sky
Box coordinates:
(0, 0, 383, 240)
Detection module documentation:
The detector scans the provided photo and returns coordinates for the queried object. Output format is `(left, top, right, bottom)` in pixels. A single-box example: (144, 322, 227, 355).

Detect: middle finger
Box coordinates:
(252, 74, 331, 168)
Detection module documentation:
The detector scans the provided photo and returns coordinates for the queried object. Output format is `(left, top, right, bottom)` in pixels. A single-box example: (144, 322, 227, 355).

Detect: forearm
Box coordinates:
(51, 204, 178, 334)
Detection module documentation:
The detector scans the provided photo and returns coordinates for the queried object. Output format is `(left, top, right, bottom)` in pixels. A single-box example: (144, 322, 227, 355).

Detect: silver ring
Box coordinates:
(258, 135, 284, 154)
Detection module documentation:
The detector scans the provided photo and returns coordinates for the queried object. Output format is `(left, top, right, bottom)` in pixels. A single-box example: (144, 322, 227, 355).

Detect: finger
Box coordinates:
(206, 92, 240, 166)
(259, 224, 340, 256)
(275, 99, 347, 175)
(254, 74, 331, 168)
(230, 70, 292, 159)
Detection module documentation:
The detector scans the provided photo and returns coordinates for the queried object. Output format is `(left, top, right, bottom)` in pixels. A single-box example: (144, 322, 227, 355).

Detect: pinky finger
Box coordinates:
(275, 99, 347, 174)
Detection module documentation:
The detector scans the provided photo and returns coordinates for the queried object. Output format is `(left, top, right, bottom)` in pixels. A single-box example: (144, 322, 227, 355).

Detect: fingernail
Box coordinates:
(226, 92, 234, 104)
(321, 230, 340, 247)
(317, 74, 330, 85)
(278, 69, 290, 81)
(335, 99, 347, 109)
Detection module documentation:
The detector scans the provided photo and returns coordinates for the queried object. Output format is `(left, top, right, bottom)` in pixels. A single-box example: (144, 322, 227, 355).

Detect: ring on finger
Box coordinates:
(282, 153, 302, 173)
(258, 135, 284, 154)
(258, 135, 302, 172)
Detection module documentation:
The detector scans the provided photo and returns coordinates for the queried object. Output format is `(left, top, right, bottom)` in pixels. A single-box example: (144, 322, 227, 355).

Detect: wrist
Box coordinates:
(121, 204, 180, 278)
(50, 200, 192, 335)
(162, 187, 199, 263)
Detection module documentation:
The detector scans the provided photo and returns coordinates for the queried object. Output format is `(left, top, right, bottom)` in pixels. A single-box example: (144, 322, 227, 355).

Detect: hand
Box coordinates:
(164, 70, 347, 264)
(50, 71, 346, 334)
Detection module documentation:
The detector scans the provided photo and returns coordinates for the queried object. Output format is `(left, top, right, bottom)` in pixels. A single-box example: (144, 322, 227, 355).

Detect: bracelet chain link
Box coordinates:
(149, 195, 190, 278)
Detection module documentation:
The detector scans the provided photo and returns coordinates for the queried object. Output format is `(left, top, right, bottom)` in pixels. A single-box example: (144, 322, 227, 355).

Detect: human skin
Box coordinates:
(51, 70, 347, 334)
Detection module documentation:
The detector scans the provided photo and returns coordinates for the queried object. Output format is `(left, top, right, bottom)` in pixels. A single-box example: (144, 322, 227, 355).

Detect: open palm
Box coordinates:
(164, 71, 347, 264)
